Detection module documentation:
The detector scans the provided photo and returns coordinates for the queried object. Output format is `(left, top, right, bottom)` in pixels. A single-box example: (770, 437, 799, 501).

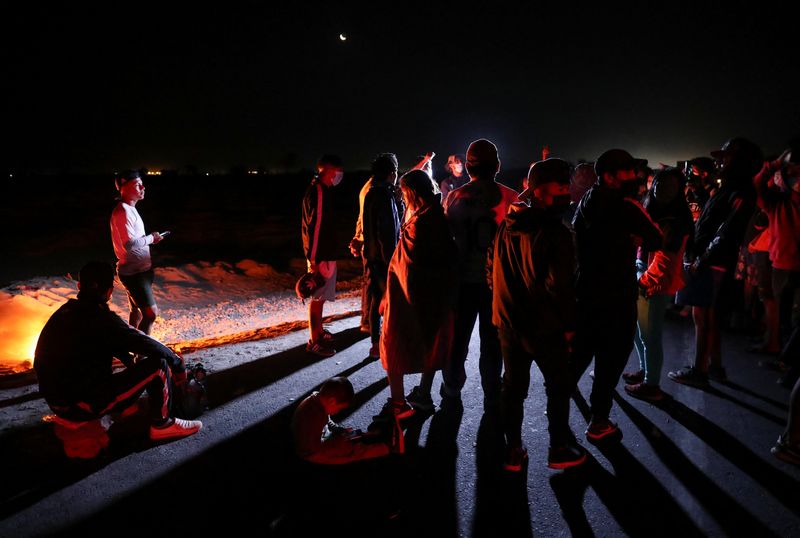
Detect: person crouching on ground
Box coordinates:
(378, 170, 459, 424)
(291, 376, 394, 464)
(34, 261, 202, 442)
(301, 155, 345, 357)
(491, 158, 587, 471)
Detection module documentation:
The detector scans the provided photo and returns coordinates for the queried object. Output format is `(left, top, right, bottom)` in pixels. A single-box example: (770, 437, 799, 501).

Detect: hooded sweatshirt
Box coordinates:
(491, 202, 576, 338)
(573, 185, 663, 304)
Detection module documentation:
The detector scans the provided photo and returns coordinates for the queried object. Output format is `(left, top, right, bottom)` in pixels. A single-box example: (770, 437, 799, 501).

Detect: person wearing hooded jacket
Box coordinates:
(490, 158, 587, 472)
(570, 149, 663, 442)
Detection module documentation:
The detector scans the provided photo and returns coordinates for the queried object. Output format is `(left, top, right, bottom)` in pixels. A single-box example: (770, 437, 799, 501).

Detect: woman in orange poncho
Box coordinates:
(378, 170, 458, 418)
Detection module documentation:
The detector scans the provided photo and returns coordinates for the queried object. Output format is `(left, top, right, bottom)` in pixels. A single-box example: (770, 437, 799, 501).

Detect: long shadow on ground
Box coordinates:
(613, 393, 782, 536)
(557, 391, 706, 537)
(0, 328, 368, 521)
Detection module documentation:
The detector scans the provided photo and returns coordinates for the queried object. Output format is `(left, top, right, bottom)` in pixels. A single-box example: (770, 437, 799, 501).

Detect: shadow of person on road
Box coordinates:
(472, 410, 533, 538)
(613, 393, 783, 536)
(557, 391, 706, 537)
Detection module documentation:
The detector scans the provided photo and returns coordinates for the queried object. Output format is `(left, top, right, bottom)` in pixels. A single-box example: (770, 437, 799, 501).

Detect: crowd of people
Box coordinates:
(30, 134, 799, 474)
(295, 136, 800, 472)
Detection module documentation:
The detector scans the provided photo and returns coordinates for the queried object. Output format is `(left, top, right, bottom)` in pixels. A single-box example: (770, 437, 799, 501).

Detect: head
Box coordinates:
(686, 156, 716, 190)
(594, 149, 643, 198)
(466, 139, 500, 181)
(77, 261, 116, 303)
(371, 152, 399, 184)
(520, 158, 571, 213)
(650, 167, 685, 205)
(779, 136, 800, 193)
(710, 137, 763, 185)
(115, 170, 145, 203)
(570, 162, 597, 202)
(316, 154, 344, 187)
(318, 376, 354, 415)
(400, 169, 438, 213)
(446, 154, 466, 177)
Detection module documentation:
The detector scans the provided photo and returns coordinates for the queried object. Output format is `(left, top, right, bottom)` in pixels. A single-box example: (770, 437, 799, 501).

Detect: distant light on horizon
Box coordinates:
(146, 170, 162, 176)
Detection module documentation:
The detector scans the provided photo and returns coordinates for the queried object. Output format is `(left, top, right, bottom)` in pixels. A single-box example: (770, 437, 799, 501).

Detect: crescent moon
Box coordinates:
(339, 33, 347, 41)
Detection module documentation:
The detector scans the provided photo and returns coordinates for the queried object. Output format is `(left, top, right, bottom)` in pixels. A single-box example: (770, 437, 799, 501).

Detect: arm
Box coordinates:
(545, 225, 577, 331)
(754, 160, 783, 211)
(102, 311, 184, 373)
(697, 194, 753, 270)
(623, 199, 663, 252)
(111, 206, 153, 251)
(301, 183, 323, 264)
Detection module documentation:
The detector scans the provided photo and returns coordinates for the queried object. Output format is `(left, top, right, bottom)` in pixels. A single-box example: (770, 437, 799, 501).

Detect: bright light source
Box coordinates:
(339, 33, 347, 41)
(206, 172, 210, 176)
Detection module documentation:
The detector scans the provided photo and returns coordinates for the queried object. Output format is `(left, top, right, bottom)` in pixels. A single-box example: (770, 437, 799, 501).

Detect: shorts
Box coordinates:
(119, 268, 156, 310)
(675, 266, 725, 308)
(309, 260, 337, 302)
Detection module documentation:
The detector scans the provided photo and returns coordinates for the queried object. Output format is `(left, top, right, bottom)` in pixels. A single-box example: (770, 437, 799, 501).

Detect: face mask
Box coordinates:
(546, 194, 572, 216)
(330, 171, 344, 186)
(620, 180, 640, 199)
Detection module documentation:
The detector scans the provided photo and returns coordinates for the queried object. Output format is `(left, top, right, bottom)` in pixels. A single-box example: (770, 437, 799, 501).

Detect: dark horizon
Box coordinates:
(7, 2, 799, 174)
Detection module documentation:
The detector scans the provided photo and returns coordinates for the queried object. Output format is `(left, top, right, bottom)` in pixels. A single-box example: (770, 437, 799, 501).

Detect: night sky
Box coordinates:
(7, 2, 799, 174)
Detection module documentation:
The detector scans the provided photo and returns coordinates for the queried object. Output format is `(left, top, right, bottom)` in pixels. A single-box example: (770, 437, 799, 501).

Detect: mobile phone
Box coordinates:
(159, 231, 171, 238)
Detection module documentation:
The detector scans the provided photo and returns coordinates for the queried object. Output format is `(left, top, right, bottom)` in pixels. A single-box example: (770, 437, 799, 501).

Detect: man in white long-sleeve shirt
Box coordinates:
(110, 170, 166, 334)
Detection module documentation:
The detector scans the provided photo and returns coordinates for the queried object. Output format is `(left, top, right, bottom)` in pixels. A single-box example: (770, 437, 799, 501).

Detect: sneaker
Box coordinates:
(503, 445, 528, 472)
(149, 418, 202, 441)
(707, 365, 727, 382)
(320, 329, 335, 343)
(374, 398, 415, 421)
(771, 434, 800, 466)
(622, 369, 645, 385)
(668, 366, 708, 388)
(585, 419, 621, 441)
(406, 386, 435, 413)
(624, 382, 665, 402)
(548, 441, 588, 469)
(306, 340, 336, 357)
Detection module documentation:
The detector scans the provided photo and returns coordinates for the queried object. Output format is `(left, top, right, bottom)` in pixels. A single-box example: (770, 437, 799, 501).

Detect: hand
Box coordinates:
(307, 260, 317, 273)
(173, 369, 187, 387)
(151, 232, 163, 244)
(349, 238, 363, 257)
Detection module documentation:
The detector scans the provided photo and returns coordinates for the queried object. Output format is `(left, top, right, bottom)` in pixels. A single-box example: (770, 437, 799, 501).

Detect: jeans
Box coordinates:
(634, 293, 669, 385)
(442, 282, 502, 400)
(500, 329, 572, 447)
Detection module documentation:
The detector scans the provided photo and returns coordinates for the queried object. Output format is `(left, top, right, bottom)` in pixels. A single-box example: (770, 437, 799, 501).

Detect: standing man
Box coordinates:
(570, 149, 663, 441)
(302, 155, 344, 357)
(110, 170, 165, 335)
(491, 158, 586, 471)
(362, 153, 401, 359)
(443, 139, 519, 409)
(669, 138, 762, 386)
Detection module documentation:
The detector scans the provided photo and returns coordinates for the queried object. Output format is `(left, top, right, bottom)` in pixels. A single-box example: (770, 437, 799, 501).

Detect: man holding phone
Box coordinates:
(110, 170, 167, 335)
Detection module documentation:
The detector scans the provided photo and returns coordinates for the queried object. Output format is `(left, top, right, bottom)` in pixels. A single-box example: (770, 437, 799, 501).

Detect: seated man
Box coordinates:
(34, 261, 202, 442)
(291, 376, 393, 464)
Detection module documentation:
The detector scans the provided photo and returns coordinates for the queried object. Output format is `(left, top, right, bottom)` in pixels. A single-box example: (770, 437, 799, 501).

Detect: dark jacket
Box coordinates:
(34, 296, 183, 407)
(687, 184, 756, 271)
(362, 181, 400, 265)
(301, 179, 338, 263)
(572, 185, 663, 303)
(491, 202, 577, 338)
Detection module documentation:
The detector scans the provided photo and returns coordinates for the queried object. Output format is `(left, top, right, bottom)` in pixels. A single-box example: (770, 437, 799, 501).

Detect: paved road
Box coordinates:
(1, 315, 799, 537)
